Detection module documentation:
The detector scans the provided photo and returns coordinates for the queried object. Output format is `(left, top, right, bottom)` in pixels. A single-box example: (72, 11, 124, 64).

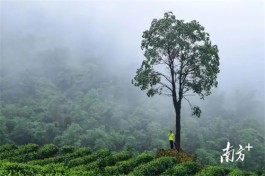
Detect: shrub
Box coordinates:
(37, 144, 58, 159)
(133, 152, 155, 164)
(0, 161, 41, 175)
(0, 143, 39, 161)
(0, 144, 17, 153)
(161, 161, 200, 176)
(7, 144, 58, 163)
(81, 150, 115, 172)
(113, 150, 133, 162)
(17, 143, 39, 154)
(67, 148, 111, 167)
(0, 170, 10, 175)
(132, 157, 176, 176)
(29, 146, 91, 165)
(104, 153, 154, 175)
(97, 154, 115, 168)
(83, 161, 99, 170)
(8, 152, 37, 162)
(228, 169, 244, 176)
(74, 147, 92, 157)
(0, 144, 250, 175)
(196, 166, 232, 176)
(79, 154, 115, 172)
(60, 145, 76, 154)
(82, 151, 132, 172)
(68, 169, 101, 176)
(39, 163, 68, 175)
(105, 165, 119, 175)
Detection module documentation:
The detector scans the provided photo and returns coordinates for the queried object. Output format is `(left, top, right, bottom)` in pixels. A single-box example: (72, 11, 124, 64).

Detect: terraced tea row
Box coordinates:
(0, 144, 259, 175)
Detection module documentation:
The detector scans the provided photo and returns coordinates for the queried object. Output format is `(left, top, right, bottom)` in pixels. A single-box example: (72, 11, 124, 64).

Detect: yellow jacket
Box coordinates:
(168, 132, 174, 141)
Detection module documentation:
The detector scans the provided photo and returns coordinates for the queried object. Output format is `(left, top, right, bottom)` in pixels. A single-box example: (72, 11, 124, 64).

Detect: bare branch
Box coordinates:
(183, 93, 195, 97)
(184, 96, 193, 111)
(161, 93, 172, 97)
(161, 57, 170, 66)
(183, 87, 191, 94)
(155, 71, 172, 83)
(158, 82, 173, 92)
(153, 56, 170, 66)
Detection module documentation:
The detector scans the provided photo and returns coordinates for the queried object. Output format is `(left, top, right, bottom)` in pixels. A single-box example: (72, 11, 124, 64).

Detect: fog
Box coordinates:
(1, 0, 265, 140)
(1, 1, 265, 173)
(1, 0, 264, 115)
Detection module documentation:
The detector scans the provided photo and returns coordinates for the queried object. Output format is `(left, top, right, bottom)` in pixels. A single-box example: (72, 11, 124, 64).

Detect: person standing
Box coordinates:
(168, 131, 174, 149)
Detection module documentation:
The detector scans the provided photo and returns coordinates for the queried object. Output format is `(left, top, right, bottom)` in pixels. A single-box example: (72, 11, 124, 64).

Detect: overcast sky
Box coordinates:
(1, 0, 264, 99)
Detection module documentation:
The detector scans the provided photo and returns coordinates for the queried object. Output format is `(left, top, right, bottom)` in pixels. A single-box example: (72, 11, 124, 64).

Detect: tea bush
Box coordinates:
(132, 157, 176, 176)
(196, 166, 231, 176)
(67, 148, 111, 167)
(0, 143, 253, 175)
(105, 152, 154, 175)
(161, 161, 200, 176)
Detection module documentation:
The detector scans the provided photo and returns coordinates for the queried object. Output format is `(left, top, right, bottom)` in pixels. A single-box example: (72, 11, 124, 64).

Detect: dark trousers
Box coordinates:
(169, 140, 174, 149)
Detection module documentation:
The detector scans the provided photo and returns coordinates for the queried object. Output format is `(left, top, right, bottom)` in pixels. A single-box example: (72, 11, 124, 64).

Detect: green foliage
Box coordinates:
(16, 143, 39, 154)
(196, 166, 232, 176)
(104, 165, 120, 175)
(227, 169, 244, 176)
(55, 123, 83, 146)
(0, 143, 39, 160)
(185, 115, 265, 172)
(133, 11, 220, 115)
(104, 152, 154, 175)
(0, 144, 260, 175)
(37, 144, 58, 159)
(161, 161, 200, 175)
(29, 146, 91, 165)
(133, 11, 220, 151)
(132, 157, 176, 176)
(113, 150, 133, 162)
(192, 106, 202, 118)
(0, 162, 41, 175)
(0, 144, 17, 153)
(0, 20, 263, 173)
(67, 148, 111, 167)
(39, 163, 67, 175)
(195, 148, 219, 165)
(0, 117, 11, 145)
(60, 145, 76, 154)
(2, 144, 59, 163)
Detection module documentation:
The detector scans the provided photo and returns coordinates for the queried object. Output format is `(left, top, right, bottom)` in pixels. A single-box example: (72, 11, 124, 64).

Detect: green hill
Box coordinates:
(0, 143, 262, 176)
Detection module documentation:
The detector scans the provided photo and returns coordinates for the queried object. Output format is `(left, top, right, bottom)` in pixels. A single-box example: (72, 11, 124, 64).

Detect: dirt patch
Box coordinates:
(156, 149, 195, 163)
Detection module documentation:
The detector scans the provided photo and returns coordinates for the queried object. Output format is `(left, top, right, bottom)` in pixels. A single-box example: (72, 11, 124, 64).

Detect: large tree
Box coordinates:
(132, 12, 220, 150)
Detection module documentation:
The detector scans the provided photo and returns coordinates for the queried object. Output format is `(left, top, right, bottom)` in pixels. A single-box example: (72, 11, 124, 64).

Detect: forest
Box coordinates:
(0, 41, 264, 173)
(1, 0, 265, 175)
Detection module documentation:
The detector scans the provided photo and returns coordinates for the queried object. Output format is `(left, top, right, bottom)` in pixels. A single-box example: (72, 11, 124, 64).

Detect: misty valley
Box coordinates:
(0, 0, 264, 175)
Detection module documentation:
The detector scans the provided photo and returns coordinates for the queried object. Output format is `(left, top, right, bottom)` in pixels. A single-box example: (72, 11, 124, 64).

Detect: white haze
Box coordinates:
(0, 0, 264, 120)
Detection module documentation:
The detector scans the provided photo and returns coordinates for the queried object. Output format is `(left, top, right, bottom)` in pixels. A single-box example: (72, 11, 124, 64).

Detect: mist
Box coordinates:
(2, 1, 264, 83)
(0, 0, 264, 173)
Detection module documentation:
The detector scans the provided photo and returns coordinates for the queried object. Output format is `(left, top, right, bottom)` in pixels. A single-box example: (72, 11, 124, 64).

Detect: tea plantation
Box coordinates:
(0, 143, 261, 175)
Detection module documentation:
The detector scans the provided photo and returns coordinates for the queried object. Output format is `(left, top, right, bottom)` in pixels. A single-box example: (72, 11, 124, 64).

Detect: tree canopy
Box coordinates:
(133, 12, 220, 150)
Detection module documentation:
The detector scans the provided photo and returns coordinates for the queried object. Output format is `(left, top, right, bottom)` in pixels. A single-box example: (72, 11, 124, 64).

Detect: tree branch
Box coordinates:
(160, 93, 172, 97)
(158, 82, 173, 92)
(184, 96, 193, 111)
(155, 71, 172, 83)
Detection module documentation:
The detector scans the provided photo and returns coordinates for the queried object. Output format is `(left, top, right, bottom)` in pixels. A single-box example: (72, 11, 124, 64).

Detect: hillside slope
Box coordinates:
(0, 143, 262, 176)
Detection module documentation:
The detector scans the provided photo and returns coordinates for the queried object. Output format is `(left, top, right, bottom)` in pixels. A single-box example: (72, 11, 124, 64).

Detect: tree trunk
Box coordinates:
(172, 89, 181, 151)
(174, 101, 181, 151)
